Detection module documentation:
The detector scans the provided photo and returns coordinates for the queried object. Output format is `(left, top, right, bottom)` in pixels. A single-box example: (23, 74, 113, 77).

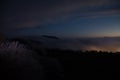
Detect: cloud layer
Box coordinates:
(1, 0, 120, 32)
(37, 37, 120, 52)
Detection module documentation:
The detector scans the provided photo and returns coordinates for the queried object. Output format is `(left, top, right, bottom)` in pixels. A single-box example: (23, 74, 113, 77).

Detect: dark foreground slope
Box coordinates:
(1, 38, 120, 80)
(46, 49, 120, 80)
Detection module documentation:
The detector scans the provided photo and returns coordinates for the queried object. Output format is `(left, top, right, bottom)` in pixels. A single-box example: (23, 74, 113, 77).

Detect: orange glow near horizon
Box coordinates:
(84, 45, 120, 52)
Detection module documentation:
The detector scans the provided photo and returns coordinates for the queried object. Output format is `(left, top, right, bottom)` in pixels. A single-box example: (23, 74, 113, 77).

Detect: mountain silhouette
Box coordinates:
(42, 35, 59, 39)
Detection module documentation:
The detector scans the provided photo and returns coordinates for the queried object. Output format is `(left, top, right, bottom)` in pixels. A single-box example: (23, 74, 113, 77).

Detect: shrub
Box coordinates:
(0, 41, 64, 80)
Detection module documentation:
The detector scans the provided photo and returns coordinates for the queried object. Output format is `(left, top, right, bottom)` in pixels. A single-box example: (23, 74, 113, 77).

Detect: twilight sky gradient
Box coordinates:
(0, 0, 120, 38)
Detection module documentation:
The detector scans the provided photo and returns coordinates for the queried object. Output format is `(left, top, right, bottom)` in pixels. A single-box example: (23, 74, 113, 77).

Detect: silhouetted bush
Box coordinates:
(0, 41, 64, 80)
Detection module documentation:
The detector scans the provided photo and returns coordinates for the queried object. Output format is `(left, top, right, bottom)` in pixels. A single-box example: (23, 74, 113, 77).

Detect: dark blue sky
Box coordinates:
(1, 0, 120, 38)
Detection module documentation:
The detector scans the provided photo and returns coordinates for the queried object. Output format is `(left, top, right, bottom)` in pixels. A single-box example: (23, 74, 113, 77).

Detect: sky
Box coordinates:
(0, 0, 120, 38)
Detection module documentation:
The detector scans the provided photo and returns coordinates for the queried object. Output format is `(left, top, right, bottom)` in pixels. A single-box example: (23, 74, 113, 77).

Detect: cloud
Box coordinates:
(79, 37, 120, 52)
(46, 37, 120, 52)
(0, 0, 120, 32)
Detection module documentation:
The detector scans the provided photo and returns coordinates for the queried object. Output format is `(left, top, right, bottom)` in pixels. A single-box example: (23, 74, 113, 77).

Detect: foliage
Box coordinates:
(0, 41, 64, 80)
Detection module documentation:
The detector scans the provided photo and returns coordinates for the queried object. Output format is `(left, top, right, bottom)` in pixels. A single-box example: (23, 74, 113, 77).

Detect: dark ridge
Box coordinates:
(46, 48, 120, 80)
(42, 35, 59, 39)
(1, 39, 120, 80)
